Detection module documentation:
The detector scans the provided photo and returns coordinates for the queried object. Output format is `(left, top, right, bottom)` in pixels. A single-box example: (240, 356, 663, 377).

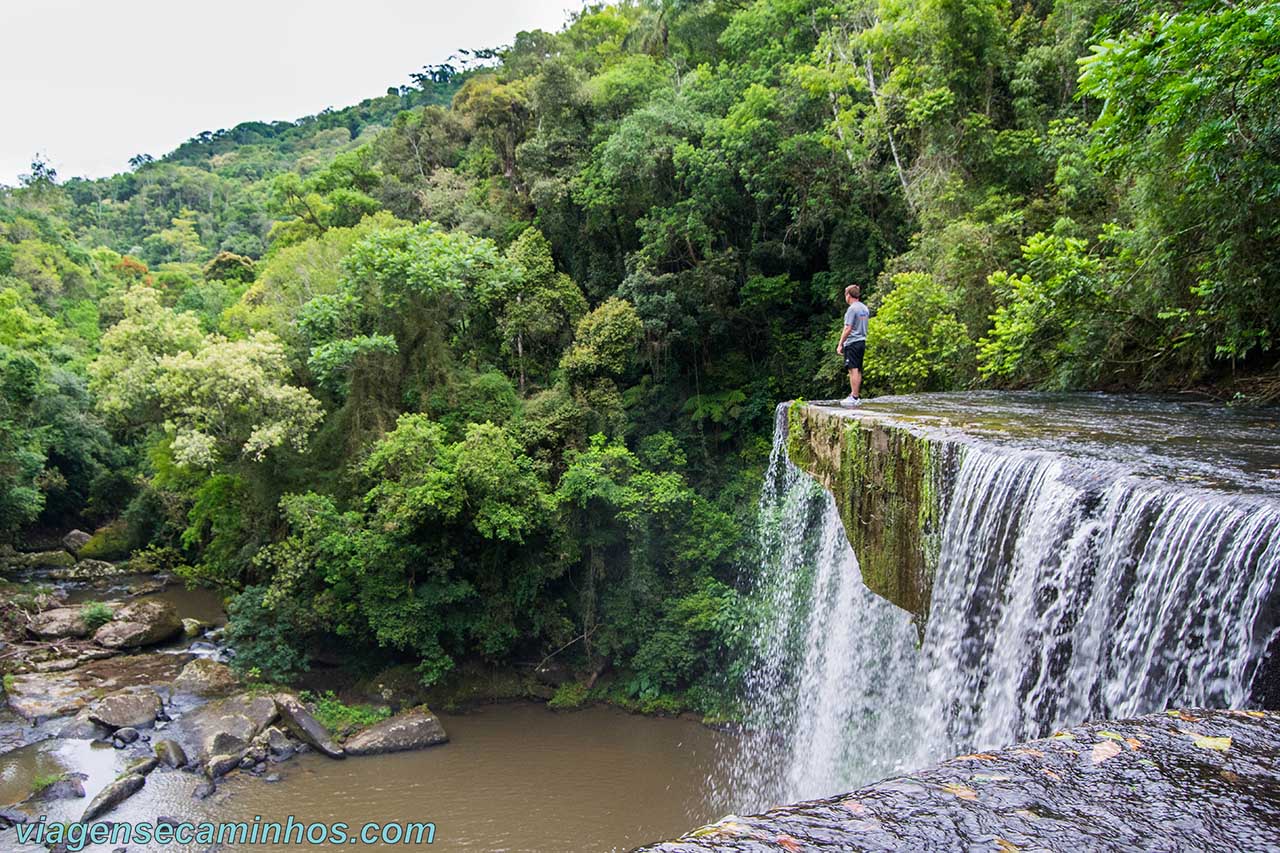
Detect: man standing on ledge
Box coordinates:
(837, 284, 870, 407)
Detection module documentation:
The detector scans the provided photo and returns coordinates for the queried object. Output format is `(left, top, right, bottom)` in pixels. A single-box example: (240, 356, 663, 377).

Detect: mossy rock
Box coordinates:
(786, 403, 958, 626)
(77, 520, 132, 562)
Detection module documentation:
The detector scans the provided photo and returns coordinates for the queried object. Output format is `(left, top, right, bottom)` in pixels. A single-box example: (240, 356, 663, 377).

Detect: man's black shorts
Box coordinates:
(843, 340, 865, 371)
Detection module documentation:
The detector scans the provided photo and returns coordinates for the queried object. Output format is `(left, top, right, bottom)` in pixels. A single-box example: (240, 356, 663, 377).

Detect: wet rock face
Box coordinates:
(343, 706, 448, 756)
(93, 599, 183, 649)
(153, 737, 189, 769)
(23, 773, 88, 804)
(634, 710, 1280, 853)
(173, 658, 239, 696)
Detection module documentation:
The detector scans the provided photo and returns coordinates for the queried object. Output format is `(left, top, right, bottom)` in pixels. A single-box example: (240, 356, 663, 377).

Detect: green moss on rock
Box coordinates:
(786, 403, 954, 626)
(77, 520, 132, 562)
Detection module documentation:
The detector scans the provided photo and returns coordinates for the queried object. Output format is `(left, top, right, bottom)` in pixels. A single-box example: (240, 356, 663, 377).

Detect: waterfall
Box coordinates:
(723, 403, 1280, 812)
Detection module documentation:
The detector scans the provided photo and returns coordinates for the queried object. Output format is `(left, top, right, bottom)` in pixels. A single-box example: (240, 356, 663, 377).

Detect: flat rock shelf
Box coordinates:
(637, 709, 1280, 852)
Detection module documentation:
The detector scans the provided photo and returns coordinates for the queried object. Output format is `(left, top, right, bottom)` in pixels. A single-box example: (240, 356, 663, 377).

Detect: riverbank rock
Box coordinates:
(181, 617, 208, 637)
(343, 706, 448, 756)
(125, 756, 159, 776)
(207, 752, 241, 778)
(5, 672, 93, 722)
(58, 708, 111, 740)
(259, 726, 295, 761)
(112, 726, 140, 746)
(48, 558, 131, 581)
(174, 659, 238, 696)
(23, 773, 88, 804)
(0, 806, 28, 828)
(4, 550, 76, 571)
(276, 693, 344, 758)
(81, 772, 145, 822)
(89, 686, 162, 730)
(62, 530, 92, 554)
(171, 692, 279, 775)
(93, 599, 182, 649)
(634, 709, 1280, 853)
(4, 652, 188, 723)
(28, 607, 91, 640)
(154, 738, 189, 768)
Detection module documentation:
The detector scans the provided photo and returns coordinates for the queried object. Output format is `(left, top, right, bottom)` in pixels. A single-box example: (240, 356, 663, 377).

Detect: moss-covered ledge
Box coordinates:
(785, 401, 956, 624)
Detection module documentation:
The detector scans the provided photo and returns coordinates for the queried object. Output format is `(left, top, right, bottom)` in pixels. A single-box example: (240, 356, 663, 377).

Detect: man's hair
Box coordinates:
(845, 284, 861, 299)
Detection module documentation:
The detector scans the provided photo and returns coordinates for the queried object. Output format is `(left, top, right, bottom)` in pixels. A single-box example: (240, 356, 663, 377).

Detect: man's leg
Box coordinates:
(850, 368, 862, 397)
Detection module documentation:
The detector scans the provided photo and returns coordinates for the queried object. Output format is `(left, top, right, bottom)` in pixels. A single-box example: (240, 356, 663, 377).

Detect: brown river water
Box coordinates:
(3, 702, 732, 852)
(5, 572, 733, 851)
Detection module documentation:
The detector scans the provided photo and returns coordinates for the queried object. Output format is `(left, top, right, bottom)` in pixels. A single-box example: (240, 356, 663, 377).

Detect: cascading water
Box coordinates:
(723, 400, 1280, 813)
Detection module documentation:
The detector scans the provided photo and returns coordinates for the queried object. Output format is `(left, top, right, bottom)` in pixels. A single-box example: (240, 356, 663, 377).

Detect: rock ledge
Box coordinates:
(633, 709, 1280, 853)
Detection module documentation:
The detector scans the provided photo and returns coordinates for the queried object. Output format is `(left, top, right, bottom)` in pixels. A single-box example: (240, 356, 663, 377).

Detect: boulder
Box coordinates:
(113, 726, 140, 746)
(24, 774, 87, 804)
(89, 686, 162, 730)
(174, 659, 238, 696)
(125, 756, 159, 776)
(206, 753, 241, 779)
(171, 692, 278, 766)
(259, 726, 296, 761)
(192, 779, 216, 800)
(76, 559, 122, 577)
(241, 743, 268, 767)
(28, 607, 91, 640)
(276, 693, 344, 759)
(62, 530, 92, 554)
(154, 738, 189, 769)
(343, 707, 448, 756)
(81, 773, 145, 822)
(93, 599, 182, 649)
(59, 708, 111, 740)
(75, 521, 131, 562)
(181, 618, 208, 638)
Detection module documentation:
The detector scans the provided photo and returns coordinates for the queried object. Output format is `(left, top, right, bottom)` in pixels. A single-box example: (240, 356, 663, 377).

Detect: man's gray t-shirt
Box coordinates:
(844, 301, 870, 342)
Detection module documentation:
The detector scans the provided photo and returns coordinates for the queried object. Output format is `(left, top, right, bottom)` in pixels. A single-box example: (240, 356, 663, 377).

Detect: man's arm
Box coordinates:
(836, 325, 851, 354)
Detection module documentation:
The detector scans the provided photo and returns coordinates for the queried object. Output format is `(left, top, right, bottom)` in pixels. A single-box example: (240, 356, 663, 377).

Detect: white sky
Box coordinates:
(0, 0, 577, 186)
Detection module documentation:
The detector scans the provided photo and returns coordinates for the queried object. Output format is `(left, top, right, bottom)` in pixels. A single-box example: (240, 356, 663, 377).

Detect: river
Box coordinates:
(3, 700, 729, 852)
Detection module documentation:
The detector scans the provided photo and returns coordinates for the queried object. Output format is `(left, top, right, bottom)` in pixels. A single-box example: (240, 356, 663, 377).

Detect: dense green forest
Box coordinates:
(1, 0, 1276, 714)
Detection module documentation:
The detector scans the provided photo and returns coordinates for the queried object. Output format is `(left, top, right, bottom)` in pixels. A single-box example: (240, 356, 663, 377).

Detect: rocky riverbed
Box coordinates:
(0, 533, 451, 845)
(635, 709, 1280, 852)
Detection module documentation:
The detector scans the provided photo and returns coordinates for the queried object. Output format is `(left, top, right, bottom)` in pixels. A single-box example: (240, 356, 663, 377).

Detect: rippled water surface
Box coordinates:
(841, 391, 1280, 494)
